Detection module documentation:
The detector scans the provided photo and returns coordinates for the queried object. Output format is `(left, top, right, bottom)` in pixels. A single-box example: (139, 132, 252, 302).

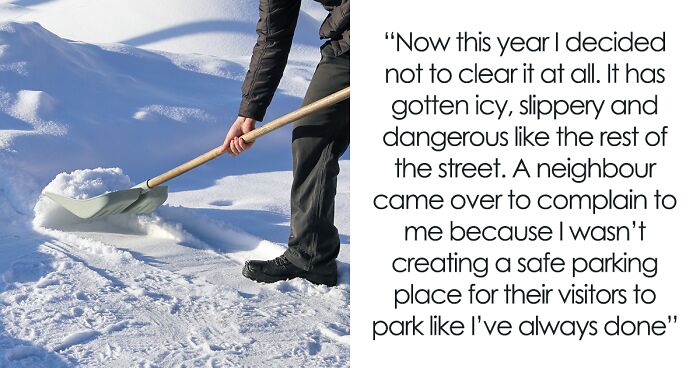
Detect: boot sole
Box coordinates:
(242, 263, 337, 287)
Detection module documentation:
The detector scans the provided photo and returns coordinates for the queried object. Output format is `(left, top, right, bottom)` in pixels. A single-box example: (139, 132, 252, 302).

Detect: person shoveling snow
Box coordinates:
(42, 0, 350, 287)
(221, 0, 350, 287)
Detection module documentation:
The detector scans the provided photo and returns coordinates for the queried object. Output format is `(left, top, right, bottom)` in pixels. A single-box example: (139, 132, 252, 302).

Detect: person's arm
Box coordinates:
(222, 0, 302, 156)
(239, 0, 302, 121)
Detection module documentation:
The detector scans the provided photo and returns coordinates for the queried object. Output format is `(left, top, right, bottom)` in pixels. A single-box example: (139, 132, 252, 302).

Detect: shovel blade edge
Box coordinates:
(121, 186, 168, 215)
(43, 189, 144, 220)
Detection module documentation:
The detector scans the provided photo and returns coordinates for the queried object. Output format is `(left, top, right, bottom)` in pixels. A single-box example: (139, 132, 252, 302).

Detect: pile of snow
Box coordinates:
(32, 167, 133, 228)
(31, 168, 214, 251)
(40, 167, 133, 200)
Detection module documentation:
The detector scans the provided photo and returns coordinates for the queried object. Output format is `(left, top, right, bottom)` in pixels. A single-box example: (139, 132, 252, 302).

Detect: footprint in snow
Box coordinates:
(306, 339, 321, 356)
(72, 307, 84, 317)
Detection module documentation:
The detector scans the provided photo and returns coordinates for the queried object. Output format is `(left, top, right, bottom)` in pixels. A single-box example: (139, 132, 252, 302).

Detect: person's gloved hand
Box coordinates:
(221, 116, 257, 156)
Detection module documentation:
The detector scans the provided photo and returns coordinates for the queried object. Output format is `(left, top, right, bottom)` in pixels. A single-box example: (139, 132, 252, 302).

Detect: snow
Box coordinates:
(40, 168, 133, 200)
(0, 2, 349, 366)
(53, 330, 100, 352)
(1, 0, 326, 62)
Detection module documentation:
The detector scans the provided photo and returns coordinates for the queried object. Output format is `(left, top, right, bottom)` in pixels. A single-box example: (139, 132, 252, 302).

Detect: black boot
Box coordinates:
(242, 255, 337, 287)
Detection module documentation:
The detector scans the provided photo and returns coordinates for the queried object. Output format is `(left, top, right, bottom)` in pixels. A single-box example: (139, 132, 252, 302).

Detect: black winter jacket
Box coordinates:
(238, 0, 350, 121)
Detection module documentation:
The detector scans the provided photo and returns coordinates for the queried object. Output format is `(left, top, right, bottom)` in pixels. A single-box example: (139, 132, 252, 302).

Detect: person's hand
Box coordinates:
(221, 116, 257, 156)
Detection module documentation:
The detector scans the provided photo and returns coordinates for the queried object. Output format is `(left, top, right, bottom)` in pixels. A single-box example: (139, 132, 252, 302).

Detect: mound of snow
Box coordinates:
(40, 167, 132, 200)
(0, 161, 41, 229)
(32, 167, 132, 227)
(0, 21, 305, 187)
(31, 167, 182, 239)
(5, 90, 62, 135)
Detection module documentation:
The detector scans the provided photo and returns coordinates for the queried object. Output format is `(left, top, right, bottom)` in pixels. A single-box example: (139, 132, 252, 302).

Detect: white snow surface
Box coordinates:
(0, 0, 326, 62)
(0, 2, 349, 367)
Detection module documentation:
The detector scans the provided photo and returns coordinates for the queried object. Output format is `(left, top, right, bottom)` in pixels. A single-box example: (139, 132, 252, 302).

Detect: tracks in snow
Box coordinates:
(1, 216, 349, 366)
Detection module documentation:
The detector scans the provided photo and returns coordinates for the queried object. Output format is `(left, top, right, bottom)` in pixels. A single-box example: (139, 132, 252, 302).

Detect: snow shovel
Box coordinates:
(44, 87, 350, 220)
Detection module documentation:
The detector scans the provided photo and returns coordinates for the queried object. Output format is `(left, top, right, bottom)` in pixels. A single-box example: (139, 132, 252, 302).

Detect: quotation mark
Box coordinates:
(385, 32, 395, 40)
(668, 315, 677, 323)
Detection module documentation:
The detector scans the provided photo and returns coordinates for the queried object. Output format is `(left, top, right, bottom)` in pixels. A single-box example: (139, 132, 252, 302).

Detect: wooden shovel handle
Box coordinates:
(146, 86, 350, 189)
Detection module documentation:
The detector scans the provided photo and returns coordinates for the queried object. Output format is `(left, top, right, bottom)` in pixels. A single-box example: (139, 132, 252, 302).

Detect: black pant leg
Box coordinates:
(284, 46, 350, 272)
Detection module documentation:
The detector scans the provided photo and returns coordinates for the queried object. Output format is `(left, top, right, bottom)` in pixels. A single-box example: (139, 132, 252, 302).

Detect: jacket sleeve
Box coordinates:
(238, 0, 302, 122)
(319, 0, 349, 39)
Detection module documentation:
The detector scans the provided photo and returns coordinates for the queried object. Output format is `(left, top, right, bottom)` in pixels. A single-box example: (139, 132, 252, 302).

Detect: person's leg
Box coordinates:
(284, 46, 350, 276)
(242, 45, 349, 286)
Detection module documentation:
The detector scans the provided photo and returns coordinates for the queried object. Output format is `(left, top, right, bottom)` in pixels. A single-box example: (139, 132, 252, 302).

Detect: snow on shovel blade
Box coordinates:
(43, 186, 168, 220)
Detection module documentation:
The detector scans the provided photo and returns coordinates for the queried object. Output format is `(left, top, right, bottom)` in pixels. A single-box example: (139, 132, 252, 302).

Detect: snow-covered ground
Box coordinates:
(1, 1, 349, 366)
